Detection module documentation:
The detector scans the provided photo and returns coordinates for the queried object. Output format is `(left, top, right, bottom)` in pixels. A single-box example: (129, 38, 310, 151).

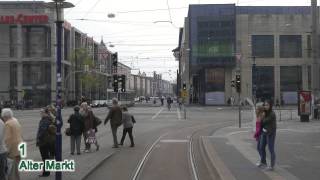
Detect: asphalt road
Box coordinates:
(85, 105, 252, 180)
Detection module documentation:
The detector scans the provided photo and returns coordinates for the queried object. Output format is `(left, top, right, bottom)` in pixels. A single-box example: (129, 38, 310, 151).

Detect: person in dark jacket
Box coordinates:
(258, 100, 277, 171)
(68, 106, 84, 155)
(36, 108, 52, 177)
(119, 107, 135, 147)
(104, 98, 122, 148)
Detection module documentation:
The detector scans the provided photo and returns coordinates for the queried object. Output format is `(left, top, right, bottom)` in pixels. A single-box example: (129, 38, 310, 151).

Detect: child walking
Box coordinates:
(254, 106, 265, 167)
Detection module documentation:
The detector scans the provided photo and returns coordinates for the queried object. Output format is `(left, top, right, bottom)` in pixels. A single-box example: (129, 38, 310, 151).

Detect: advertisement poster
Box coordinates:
(298, 91, 312, 116)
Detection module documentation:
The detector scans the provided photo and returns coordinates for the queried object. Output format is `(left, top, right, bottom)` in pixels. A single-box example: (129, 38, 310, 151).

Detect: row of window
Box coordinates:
(252, 35, 307, 58)
(204, 66, 310, 93)
(9, 25, 71, 59)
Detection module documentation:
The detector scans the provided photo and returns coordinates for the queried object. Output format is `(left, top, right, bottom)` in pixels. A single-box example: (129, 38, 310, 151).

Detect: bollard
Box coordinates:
(184, 105, 186, 119)
(290, 109, 293, 120)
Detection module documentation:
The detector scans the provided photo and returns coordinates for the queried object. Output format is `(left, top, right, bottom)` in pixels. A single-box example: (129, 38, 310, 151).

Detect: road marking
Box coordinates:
(314, 145, 320, 149)
(160, 139, 189, 143)
(226, 130, 250, 137)
(151, 107, 164, 120)
(177, 107, 181, 120)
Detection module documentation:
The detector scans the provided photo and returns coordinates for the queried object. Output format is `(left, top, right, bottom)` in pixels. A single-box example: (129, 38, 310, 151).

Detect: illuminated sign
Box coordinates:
(0, 14, 49, 24)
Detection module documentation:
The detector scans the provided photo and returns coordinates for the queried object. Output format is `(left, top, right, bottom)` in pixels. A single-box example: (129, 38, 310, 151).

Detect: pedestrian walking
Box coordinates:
(104, 98, 123, 148)
(119, 107, 135, 147)
(160, 97, 164, 106)
(45, 105, 56, 158)
(0, 108, 8, 180)
(88, 106, 100, 151)
(80, 102, 95, 153)
(254, 106, 265, 167)
(2, 108, 23, 180)
(67, 106, 84, 155)
(167, 97, 172, 111)
(259, 100, 277, 170)
(36, 108, 55, 177)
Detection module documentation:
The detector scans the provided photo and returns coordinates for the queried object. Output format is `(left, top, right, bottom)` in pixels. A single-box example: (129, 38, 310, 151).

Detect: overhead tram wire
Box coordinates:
(64, 6, 188, 14)
(166, 0, 179, 29)
(81, 0, 104, 19)
(65, 0, 85, 15)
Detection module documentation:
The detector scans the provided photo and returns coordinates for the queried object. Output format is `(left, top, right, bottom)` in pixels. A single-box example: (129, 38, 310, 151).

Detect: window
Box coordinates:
(22, 26, 51, 57)
(64, 29, 70, 60)
(198, 40, 233, 57)
(23, 62, 51, 86)
(10, 62, 17, 87)
(280, 66, 302, 91)
(307, 35, 311, 58)
(252, 35, 274, 58)
(10, 26, 17, 57)
(206, 68, 225, 92)
(280, 35, 302, 58)
(252, 66, 274, 101)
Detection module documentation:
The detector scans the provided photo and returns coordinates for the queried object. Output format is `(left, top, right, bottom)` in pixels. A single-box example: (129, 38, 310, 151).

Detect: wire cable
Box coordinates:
(166, 0, 179, 29)
(81, 0, 104, 19)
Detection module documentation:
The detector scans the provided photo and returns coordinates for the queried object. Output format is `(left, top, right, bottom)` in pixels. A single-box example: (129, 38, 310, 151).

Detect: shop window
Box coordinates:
(206, 68, 225, 92)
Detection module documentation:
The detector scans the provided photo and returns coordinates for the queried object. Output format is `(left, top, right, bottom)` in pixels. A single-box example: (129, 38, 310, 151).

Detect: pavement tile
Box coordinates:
(205, 120, 320, 180)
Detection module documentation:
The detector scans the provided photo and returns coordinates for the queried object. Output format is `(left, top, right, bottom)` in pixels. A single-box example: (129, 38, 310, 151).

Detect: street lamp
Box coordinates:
(47, 1, 74, 180)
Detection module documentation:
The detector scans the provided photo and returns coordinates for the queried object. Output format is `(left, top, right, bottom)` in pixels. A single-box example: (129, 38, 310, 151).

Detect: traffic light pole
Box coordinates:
(55, 19, 63, 180)
(238, 91, 241, 128)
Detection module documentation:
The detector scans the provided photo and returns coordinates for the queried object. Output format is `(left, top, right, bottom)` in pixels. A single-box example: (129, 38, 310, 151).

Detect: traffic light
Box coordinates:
(236, 74, 241, 93)
(120, 75, 126, 92)
(113, 75, 118, 92)
(182, 82, 186, 90)
(231, 80, 235, 87)
(112, 52, 118, 66)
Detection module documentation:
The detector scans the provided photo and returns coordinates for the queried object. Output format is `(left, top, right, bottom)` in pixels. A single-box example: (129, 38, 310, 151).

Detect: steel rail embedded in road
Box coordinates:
(188, 121, 235, 180)
(131, 120, 237, 180)
(189, 132, 200, 180)
(131, 133, 168, 180)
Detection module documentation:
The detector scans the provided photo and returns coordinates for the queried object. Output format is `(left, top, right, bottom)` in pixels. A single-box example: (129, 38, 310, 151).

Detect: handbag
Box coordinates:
(65, 127, 71, 136)
(86, 129, 97, 144)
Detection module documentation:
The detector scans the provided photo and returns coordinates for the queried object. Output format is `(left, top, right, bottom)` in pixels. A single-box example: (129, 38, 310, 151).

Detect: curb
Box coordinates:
(200, 136, 236, 180)
(80, 151, 117, 180)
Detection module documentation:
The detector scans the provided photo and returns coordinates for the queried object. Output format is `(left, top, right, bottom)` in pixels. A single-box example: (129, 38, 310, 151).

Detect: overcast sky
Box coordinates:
(12, 0, 317, 81)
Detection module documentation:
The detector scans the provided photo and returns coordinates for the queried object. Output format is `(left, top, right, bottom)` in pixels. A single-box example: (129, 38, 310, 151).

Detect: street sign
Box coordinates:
(181, 90, 187, 98)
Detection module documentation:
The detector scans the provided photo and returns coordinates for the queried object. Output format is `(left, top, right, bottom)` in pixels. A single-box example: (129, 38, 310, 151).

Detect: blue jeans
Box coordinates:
(256, 135, 263, 160)
(259, 132, 276, 167)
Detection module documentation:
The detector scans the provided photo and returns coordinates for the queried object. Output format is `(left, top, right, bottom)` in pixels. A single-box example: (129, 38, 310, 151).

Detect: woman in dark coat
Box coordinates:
(259, 100, 277, 171)
(68, 106, 84, 155)
(36, 108, 53, 177)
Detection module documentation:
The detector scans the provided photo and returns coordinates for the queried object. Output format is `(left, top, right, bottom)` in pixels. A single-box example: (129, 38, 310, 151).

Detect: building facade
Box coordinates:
(177, 4, 320, 105)
(0, 1, 112, 107)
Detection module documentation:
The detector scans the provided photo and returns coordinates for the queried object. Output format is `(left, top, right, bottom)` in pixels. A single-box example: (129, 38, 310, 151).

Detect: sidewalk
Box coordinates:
(20, 127, 118, 180)
(202, 119, 320, 180)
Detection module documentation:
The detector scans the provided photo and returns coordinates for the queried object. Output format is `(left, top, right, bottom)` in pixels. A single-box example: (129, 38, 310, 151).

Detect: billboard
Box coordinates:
(298, 91, 312, 116)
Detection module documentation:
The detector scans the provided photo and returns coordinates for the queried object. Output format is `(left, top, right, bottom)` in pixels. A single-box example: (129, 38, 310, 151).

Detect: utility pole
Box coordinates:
(312, 0, 319, 100)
